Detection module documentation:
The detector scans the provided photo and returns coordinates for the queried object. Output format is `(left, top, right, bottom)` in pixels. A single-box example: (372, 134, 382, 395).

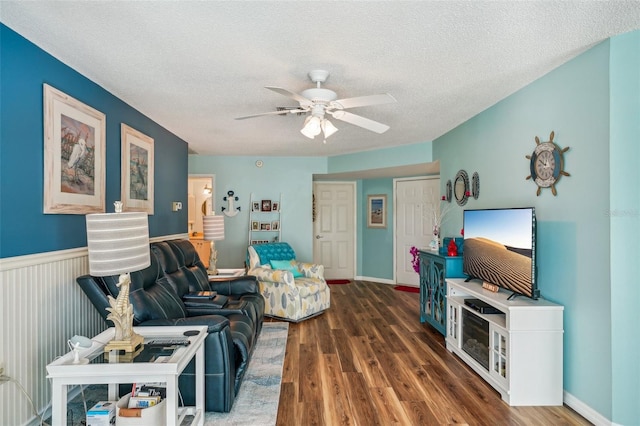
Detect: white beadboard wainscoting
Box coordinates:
(0, 234, 186, 425)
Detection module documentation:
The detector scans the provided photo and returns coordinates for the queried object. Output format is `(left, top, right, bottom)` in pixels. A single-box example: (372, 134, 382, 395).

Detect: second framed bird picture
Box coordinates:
(121, 123, 154, 214)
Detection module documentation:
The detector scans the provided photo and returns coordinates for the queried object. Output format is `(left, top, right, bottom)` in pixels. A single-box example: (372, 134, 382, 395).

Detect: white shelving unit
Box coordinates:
(248, 193, 282, 245)
(445, 278, 564, 406)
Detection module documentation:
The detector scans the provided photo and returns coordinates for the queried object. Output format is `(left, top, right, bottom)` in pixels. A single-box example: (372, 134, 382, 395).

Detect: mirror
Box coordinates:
(472, 172, 480, 199)
(454, 170, 469, 206)
(446, 180, 452, 203)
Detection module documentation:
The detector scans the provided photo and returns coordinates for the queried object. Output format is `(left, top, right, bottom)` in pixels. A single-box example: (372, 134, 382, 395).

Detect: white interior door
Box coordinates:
(313, 182, 355, 280)
(395, 177, 440, 285)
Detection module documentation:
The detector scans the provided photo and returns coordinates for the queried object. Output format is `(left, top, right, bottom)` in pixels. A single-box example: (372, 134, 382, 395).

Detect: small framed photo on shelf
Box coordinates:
(261, 200, 272, 211)
(251, 221, 259, 230)
(252, 202, 260, 212)
(272, 202, 279, 212)
(260, 222, 271, 231)
(271, 220, 280, 230)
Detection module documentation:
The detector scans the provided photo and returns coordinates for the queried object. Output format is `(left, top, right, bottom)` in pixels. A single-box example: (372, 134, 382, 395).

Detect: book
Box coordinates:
(127, 395, 161, 408)
(118, 407, 142, 417)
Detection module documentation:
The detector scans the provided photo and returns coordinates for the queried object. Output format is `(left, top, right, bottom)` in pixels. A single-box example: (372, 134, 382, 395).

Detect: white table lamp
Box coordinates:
(203, 214, 225, 275)
(86, 203, 150, 353)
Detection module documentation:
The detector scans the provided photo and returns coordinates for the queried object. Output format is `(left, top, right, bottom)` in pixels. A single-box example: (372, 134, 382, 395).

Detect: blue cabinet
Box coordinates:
(419, 250, 464, 335)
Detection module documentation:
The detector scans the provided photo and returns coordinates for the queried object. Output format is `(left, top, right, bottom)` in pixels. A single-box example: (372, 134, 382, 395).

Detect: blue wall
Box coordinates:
(434, 33, 640, 423)
(188, 155, 326, 268)
(360, 178, 394, 279)
(609, 31, 640, 425)
(0, 25, 189, 258)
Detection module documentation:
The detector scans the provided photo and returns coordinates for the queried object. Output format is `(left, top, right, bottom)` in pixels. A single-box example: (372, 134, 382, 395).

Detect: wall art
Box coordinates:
(43, 84, 106, 214)
(121, 124, 154, 214)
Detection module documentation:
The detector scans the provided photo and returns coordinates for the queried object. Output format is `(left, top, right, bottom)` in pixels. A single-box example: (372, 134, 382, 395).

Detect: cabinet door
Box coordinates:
(190, 240, 210, 268)
(447, 300, 461, 348)
(421, 254, 446, 334)
(490, 324, 509, 388)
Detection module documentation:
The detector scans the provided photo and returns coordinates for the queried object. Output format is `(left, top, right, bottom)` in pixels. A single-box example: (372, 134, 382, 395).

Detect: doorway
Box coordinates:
(188, 175, 214, 236)
(394, 177, 439, 286)
(312, 181, 356, 280)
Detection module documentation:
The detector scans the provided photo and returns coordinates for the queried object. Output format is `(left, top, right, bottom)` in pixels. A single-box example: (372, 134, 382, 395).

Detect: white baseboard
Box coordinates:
(563, 391, 611, 425)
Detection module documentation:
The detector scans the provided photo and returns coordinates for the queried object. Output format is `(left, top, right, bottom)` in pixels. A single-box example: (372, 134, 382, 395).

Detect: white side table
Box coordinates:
(46, 325, 207, 426)
(210, 268, 245, 278)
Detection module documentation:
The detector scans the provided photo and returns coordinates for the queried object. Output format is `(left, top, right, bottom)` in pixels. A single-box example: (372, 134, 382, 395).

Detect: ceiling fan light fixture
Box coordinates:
(321, 119, 338, 138)
(301, 116, 321, 139)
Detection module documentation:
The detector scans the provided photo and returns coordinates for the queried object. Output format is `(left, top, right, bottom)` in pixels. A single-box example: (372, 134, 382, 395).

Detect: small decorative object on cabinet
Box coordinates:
(526, 130, 570, 196)
(418, 250, 464, 335)
(445, 278, 564, 406)
(249, 193, 282, 244)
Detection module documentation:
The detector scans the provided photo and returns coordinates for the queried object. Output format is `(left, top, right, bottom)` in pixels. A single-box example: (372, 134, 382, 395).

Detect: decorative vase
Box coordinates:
(447, 239, 458, 256)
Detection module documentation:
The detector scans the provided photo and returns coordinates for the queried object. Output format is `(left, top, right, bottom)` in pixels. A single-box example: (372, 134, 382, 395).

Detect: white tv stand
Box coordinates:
(445, 278, 564, 406)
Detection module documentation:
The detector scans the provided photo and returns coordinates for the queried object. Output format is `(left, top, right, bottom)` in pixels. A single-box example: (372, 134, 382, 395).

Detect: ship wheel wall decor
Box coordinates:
(525, 131, 570, 196)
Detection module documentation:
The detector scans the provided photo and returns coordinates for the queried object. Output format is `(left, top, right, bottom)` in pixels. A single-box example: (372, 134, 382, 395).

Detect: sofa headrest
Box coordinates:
(168, 239, 202, 267)
(167, 239, 210, 292)
(96, 250, 188, 324)
(151, 241, 191, 296)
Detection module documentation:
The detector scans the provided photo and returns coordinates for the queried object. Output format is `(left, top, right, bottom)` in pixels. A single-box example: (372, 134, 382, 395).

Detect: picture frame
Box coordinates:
(251, 221, 259, 230)
(271, 220, 280, 230)
(261, 199, 272, 212)
(43, 84, 106, 214)
(252, 202, 261, 211)
(260, 222, 271, 231)
(121, 124, 154, 214)
(272, 202, 279, 212)
(367, 194, 387, 228)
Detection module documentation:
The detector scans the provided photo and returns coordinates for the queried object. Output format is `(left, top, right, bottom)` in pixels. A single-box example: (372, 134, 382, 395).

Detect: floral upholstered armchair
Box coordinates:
(247, 242, 330, 322)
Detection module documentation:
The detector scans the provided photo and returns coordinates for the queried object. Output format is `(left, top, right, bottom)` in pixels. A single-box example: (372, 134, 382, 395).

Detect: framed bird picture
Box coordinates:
(43, 84, 106, 214)
(121, 124, 154, 214)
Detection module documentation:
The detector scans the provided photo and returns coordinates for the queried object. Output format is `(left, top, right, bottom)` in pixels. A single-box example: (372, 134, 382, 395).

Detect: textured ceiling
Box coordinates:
(2, 1, 639, 157)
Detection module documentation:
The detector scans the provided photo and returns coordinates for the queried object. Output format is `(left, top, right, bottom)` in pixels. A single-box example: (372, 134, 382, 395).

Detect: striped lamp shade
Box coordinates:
(85, 212, 150, 277)
(203, 215, 225, 241)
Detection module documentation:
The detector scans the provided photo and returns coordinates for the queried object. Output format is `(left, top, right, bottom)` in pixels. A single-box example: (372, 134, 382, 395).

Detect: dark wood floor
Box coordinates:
(272, 280, 591, 426)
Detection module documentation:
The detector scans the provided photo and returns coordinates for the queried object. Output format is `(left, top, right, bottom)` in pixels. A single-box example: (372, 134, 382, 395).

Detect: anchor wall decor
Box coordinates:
(222, 190, 241, 217)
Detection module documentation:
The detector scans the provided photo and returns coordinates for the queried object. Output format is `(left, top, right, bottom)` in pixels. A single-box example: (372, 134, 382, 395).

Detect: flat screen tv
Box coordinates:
(462, 207, 538, 299)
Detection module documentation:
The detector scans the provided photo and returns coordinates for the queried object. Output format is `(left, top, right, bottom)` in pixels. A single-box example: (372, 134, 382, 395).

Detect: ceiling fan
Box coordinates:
(235, 70, 397, 142)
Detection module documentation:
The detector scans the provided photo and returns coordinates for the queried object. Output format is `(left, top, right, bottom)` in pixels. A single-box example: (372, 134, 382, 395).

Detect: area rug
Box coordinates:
(394, 285, 420, 293)
(44, 322, 288, 426)
(204, 321, 288, 425)
(327, 279, 351, 284)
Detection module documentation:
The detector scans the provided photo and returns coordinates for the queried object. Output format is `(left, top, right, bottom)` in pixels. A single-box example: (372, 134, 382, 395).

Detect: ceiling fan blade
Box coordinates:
(330, 110, 390, 134)
(265, 86, 312, 106)
(235, 109, 307, 120)
(331, 93, 396, 109)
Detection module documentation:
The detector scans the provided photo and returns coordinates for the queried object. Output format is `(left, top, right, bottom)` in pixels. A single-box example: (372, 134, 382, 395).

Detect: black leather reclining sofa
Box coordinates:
(77, 239, 264, 412)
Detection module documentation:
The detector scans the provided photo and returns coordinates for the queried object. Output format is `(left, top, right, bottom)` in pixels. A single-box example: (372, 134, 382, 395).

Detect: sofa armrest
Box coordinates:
(296, 262, 325, 279)
(247, 266, 295, 287)
(138, 315, 231, 334)
(208, 276, 259, 295)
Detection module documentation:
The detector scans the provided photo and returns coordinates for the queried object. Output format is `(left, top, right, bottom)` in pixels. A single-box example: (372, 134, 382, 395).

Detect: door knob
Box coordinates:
(315, 235, 323, 239)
